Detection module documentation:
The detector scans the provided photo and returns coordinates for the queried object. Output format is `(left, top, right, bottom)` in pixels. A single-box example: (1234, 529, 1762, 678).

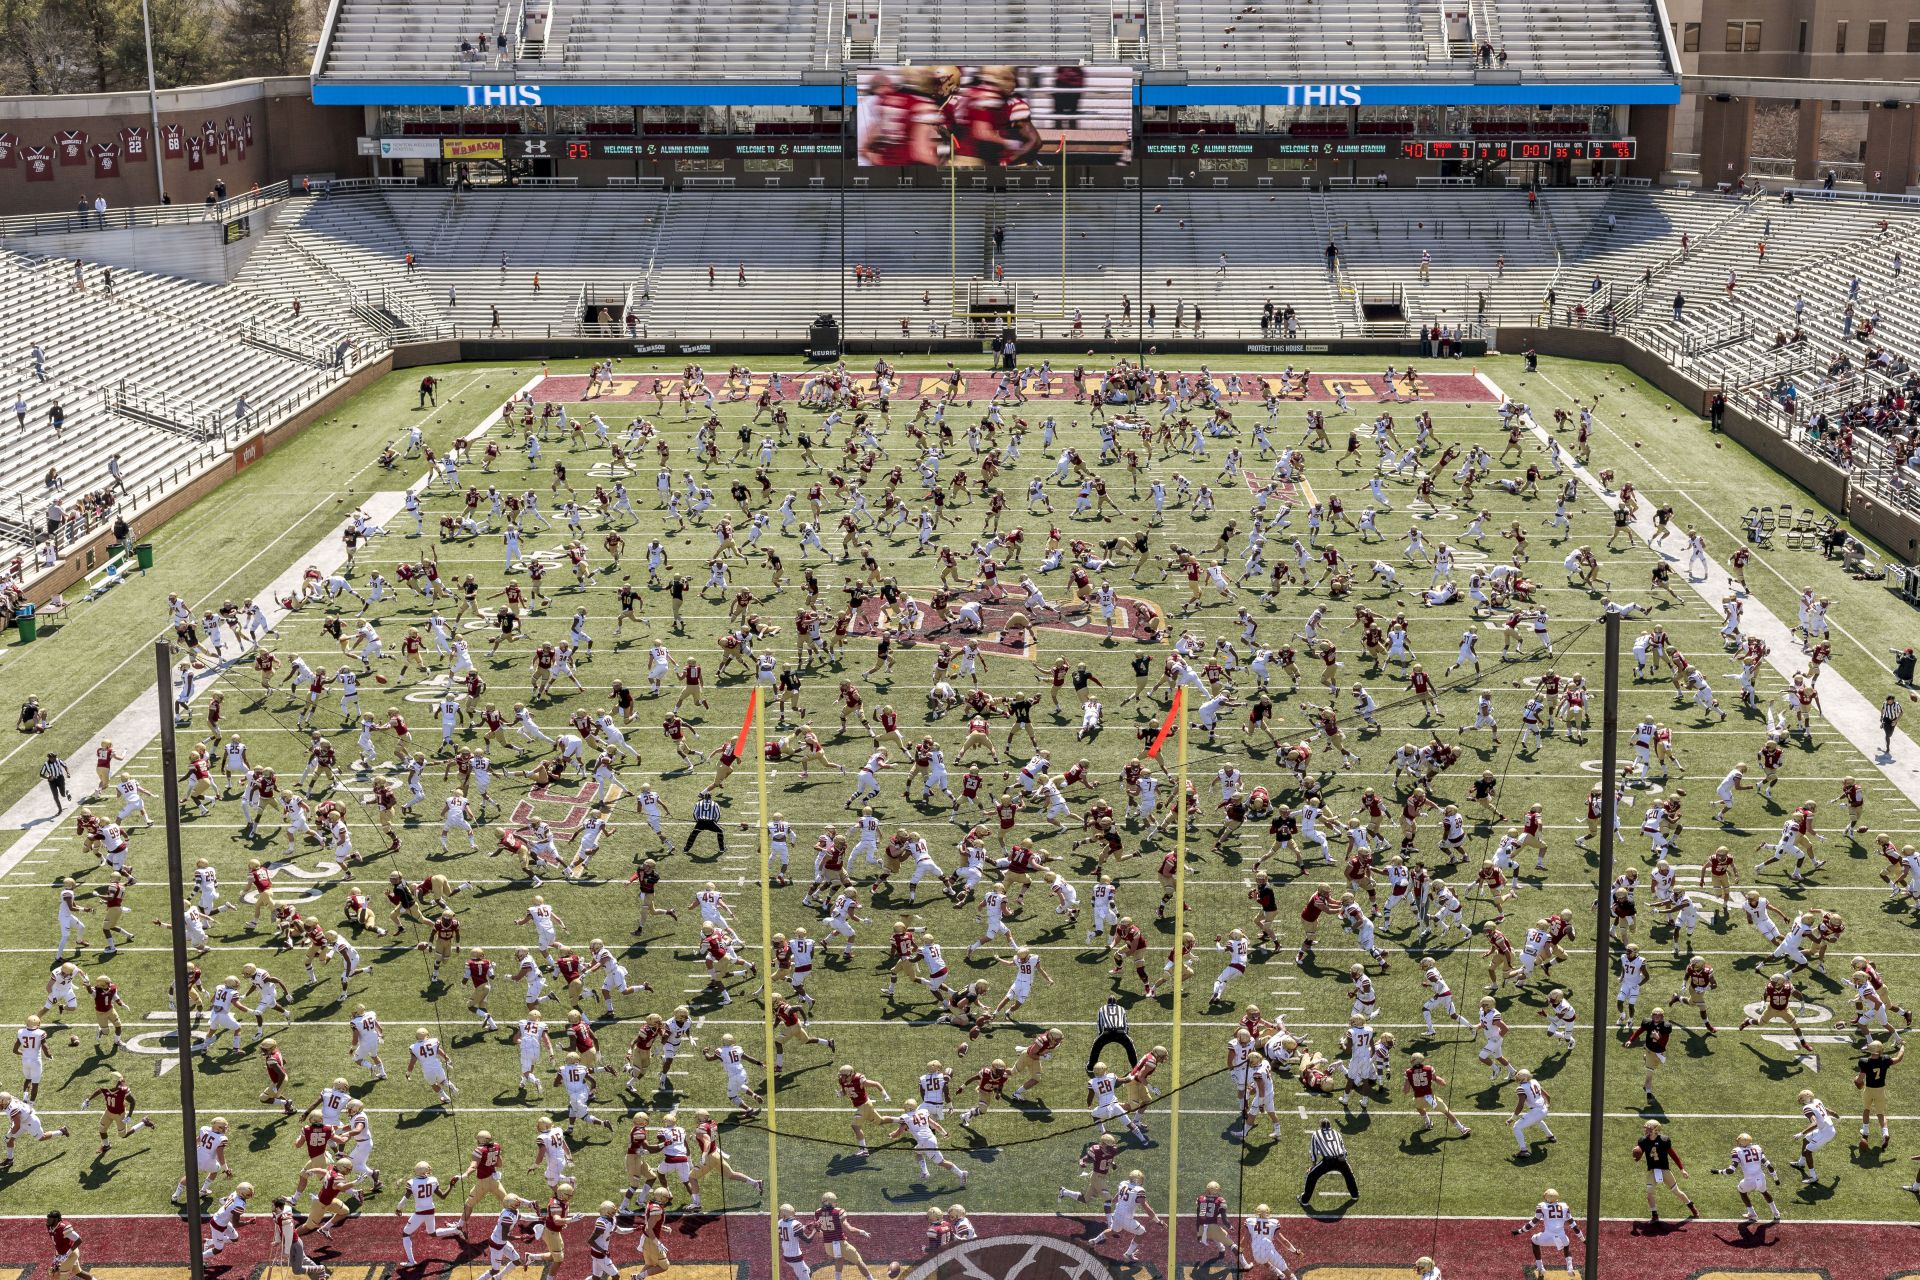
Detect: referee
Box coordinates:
(39, 752, 70, 814)
(1087, 995, 1138, 1071)
(684, 789, 727, 855)
(1300, 1119, 1358, 1207)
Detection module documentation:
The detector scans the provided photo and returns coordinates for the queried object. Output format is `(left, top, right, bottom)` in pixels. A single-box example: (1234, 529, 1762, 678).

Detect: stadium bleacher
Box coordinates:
(1, 245, 355, 554)
(312, 0, 1677, 81)
(10, 173, 1920, 565)
(319, 0, 514, 76)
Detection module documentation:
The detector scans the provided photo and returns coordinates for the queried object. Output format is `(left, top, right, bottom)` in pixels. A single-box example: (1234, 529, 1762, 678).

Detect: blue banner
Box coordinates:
(311, 79, 1679, 110)
(1144, 82, 1682, 107)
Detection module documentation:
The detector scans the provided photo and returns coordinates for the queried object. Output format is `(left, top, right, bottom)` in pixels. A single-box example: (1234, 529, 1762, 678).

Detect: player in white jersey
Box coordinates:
(1790, 1089, 1835, 1183)
(12, 1018, 50, 1100)
(397, 1161, 465, 1262)
(1420, 964, 1471, 1034)
(1240, 1205, 1300, 1277)
(1086, 1064, 1149, 1143)
(406, 1028, 459, 1105)
(1088, 1170, 1158, 1261)
(474, 1197, 526, 1280)
(1540, 989, 1579, 1052)
(201, 979, 244, 1052)
(533, 1116, 575, 1188)
(200, 1181, 256, 1260)
(889, 1104, 968, 1185)
(1209, 930, 1251, 1005)
(171, 1117, 231, 1201)
(554, 1053, 610, 1132)
(776, 1204, 816, 1280)
(1713, 1134, 1782, 1222)
(703, 1034, 765, 1116)
(1509, 1069, 1555, 1155)
(1514, 1188, 1581, 1277)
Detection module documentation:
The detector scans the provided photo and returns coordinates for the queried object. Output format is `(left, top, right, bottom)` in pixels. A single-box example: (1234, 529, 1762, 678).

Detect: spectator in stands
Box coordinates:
(100, 268, 113, 297)
(47, 401, 64, 438)
(12, 392, 25, 429)
(31, 341, 47, 381)
(43, 466, 63, 493)
(73, 197, 88, 230)
(1496, 46, 1509, 67)
(44, 498, 64, 539)
(92, 194, 107, 229)
(107, 455, 127, 496)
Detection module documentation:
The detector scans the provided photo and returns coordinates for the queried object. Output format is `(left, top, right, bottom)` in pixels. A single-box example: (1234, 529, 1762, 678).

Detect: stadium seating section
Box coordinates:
(8, 184, 1918, 561)
(313, 0, 1676, 82)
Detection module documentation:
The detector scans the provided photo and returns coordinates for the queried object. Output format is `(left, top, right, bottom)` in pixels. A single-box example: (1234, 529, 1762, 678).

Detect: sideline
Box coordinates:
(0, 372, 542, 885)
(1481, 370, 1920, 808)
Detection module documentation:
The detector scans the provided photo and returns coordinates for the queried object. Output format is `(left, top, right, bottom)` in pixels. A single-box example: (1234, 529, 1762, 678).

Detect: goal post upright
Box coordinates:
(750, 687, 781, 1278)
(1164, 686, 1191, 1280)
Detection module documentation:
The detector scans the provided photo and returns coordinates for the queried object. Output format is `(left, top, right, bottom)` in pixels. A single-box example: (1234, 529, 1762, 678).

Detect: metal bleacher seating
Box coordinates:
(320, 0, 512, 76)
(313, 0, 1677, 81)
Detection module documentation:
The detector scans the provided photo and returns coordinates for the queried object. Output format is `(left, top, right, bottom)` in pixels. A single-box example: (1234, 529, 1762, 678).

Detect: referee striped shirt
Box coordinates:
(1096, 1000, 1130, 1034)
(692, 797, 722, 824)
(1308, 1124, 1348, 1162)
(39, 758, 69, 782)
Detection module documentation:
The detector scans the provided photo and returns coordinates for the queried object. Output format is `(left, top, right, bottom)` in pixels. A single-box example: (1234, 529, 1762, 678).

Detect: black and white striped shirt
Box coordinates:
(39, 758, 69, 782)
(1308, 1124, 1348, 1163)
(1096, 1001, 1130, 1034)
(692, 797, 722, 824)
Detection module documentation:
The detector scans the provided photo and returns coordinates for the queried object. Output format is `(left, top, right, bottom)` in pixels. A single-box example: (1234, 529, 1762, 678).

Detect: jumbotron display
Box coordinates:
(856, 65, 1134, 167)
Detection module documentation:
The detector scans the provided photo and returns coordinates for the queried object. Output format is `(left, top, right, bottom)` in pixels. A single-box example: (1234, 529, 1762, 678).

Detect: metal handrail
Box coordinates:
(0, 181, 293, 239)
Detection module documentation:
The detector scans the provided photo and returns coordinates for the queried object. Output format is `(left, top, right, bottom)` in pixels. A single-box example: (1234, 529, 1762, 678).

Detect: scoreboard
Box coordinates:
(1400, 138, 1637, 162)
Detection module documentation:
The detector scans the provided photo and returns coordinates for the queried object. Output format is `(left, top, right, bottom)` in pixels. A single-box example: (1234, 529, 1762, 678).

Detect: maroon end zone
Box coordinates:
(849, 587, 1162, 659)
(10, 1211, 1915, 1279)
(530, 370, 1496, 406)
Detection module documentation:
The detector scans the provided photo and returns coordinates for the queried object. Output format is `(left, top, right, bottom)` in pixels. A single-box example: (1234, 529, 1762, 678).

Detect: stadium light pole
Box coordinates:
(153, 641, 205, 1280)
(139, 0, 167, 205)
(1583, 609, 1622, 1280)
(1133, 82, 1145, 364)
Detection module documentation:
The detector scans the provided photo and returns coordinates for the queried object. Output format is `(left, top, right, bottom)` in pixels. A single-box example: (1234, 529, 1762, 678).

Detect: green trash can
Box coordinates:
(16, 603, 36, 643)
(134, 542, 154, 571)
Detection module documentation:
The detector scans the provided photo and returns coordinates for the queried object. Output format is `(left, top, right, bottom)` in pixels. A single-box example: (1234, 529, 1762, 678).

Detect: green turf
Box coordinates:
(3, 353, 1917, 1232)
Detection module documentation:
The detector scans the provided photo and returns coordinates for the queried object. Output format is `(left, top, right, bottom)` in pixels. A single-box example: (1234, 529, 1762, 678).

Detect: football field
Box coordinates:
(2, 353, 1918, 1278)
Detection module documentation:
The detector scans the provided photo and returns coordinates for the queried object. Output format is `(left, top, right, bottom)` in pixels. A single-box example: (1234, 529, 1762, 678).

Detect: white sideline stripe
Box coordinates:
(0, 375, 544, 893)
(1487, 370, 1920, 809)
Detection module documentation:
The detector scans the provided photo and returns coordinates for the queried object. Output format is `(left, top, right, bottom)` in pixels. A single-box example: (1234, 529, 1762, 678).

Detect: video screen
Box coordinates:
(856, 65, 1133, 167)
